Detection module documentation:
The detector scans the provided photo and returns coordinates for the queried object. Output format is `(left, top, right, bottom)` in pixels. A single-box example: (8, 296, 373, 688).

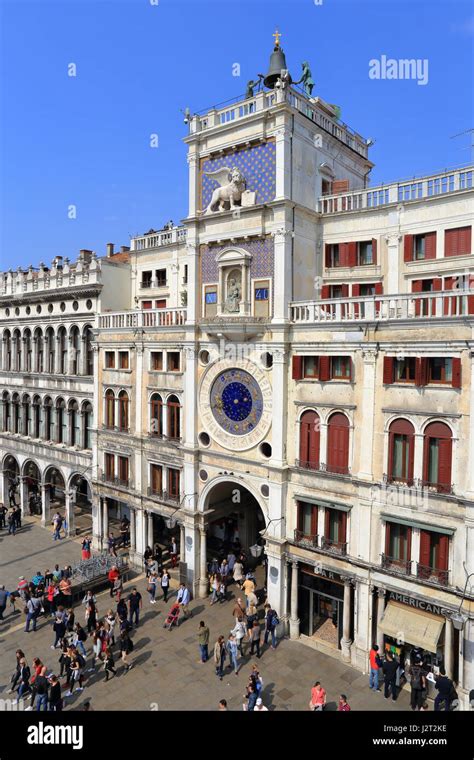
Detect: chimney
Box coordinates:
(120, 246, 130, 253)
(106, 243, 114, 257)
(79, 249, 93, 263)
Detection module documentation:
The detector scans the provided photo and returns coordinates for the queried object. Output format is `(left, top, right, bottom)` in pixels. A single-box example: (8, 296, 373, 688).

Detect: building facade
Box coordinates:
(2, 42, 473, 706)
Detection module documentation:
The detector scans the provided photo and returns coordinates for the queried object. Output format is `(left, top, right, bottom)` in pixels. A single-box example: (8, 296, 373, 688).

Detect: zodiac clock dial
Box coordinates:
(210, 369, 264, 436)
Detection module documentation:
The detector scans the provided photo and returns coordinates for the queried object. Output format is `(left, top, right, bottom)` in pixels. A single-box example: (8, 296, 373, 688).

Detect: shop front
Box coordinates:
(298, 564, 346, 649)
(378, 591, 456, 695)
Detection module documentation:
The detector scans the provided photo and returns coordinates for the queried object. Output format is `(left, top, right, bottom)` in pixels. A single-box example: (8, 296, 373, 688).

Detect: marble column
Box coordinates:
(41, 483, 50, 527)
(340, 578, 353, 662)
(19, 477, 27, 517)
(376, 588, 386, 652)
(289, 561, 300, 639)
(148, 511, 154, 549)
(65, 488, 75, 537)
(129, 508, 136, 553)
(269, 348, 287, 468)
(102, 498, 109, 546)
(198, 527, 208, 599)
(358, 348, 378, 480)
(92, 497, 102, 551)
(444, 616, 454, 679)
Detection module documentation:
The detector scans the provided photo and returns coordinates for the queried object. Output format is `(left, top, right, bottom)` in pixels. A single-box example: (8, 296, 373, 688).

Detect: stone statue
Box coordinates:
(297, 61, 315, 97)
(204, 166, 247, 213)
(275, 69, 291, 92)
(224, 276, 242, 313)
(245, 77, 262, 99)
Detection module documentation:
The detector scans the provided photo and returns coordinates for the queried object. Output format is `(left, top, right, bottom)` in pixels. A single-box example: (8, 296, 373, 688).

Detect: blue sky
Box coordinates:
(0, 0, 473, 269)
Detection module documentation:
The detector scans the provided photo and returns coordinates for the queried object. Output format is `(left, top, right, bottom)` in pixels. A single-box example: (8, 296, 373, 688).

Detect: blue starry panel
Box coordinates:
(210, 369, 263, 436)
(201, 238, 274, 284)
(200, 142, 276, 210)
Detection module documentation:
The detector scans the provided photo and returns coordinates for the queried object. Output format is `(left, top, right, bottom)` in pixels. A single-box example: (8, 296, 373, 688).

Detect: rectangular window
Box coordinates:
(297, 502, 317, 537)
(150, 464, 163, 495)
(360, 284, 375, 296)
(167, 352, 180, 372)
(205, 291, 217, 304)
(414, 234, 426, 260)
(119, 351, 129, 370)
(155, 269, 167, 287)
(105, 351, 115, 369)
(358, 241, 373, 265)
(387, 522, 411, 561)
(155, 299, 166, 309)
(445, 226, 472, 257)
(392, 435, 410, 480)
(303, 356, 319, 378)
(141, 271, 152, 287)
(118, 456, 129, 484)
(330, 356, 351, 379)
(183, 264, 188, 284)
(428, 357, 452, 384)
(394, 357, 416, 382)
(105, 453, 115, 480)
(142, 300, 152, 310)
(327, 244, 340, 268)
(151, 351, 163, 371)
(168, 468, 180, 498)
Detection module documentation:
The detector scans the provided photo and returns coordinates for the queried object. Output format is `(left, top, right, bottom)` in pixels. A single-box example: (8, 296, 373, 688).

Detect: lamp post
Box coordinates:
(451, 566, 474, 630)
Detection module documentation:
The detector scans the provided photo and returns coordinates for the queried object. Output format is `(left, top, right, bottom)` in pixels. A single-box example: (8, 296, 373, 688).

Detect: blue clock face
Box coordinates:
(210, 369, 264, 436)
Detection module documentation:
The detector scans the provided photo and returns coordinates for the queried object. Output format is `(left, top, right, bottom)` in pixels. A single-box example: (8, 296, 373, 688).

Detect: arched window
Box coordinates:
(3, 330, 12, 371)
(12, 393, 20, 434)
(167, 394, 181, 440)
(34, 328, 44, 373)
(326, 412, 350, 475)
(44, 397, 53, 440)
(118, 391, 129, 432)
(2, 392, 11, 432)
(56, 398, 66, 443)
(84, 326, 94, 375)
(24, 330, 32, 372)
(82, 402, 93, 449)
(150, 393, 163, 437)
(13, 330, 21, 371)
(22, 394, 31, 436)
(33, 395, 42, 438)
(70, 327, 80, 375)
(46, 328, 55, 374)
(388, 418, 415, 484)
(423, 422, 453, 493)
(57, 327, 67, 374)
(299, 410, 320, 469)
(105, 389, 115, 428)
(69, 399, 79, 446)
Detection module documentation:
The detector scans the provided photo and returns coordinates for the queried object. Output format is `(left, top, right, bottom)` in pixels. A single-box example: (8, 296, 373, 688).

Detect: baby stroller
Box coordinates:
(163, 602, 180, 630)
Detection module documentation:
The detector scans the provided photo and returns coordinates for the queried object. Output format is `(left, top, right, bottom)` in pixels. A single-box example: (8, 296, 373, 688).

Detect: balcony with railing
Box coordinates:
(381, 554, 412, 576)
(293, 530, 319, 550)
(416, 563, 449, 587)
(98, 308, 187, 330)
(146, 486, 180, 504)
(319, 166, 473, 215)
(290, 290, 474, 325)
(139, 279, 168, 290)
(320, 536, 347, 557)
(100, 473, 132, 490)
(131, 226, 187, 251)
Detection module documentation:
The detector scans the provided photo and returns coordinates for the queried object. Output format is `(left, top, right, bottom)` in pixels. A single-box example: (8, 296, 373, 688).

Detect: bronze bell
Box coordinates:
(263, 45, 292, 90)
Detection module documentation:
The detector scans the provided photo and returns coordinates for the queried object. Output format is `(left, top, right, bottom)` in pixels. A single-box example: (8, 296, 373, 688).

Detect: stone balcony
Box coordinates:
(290, 289, 474, 324)
(319, 166, 473, 215)
(131, 227, 187, 252)
(98, 308, 187, 330)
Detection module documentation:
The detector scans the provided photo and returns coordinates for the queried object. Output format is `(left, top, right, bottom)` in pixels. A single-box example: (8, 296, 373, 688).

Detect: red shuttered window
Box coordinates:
(326, 413, 349, 475)
(299, 411, 320, 470)
(445, 226, 472, 257)
(423, 421, 452, 493)
(387, 418, 415, 484)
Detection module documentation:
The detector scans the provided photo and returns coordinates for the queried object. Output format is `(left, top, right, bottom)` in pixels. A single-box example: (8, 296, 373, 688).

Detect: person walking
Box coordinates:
(253, 697, 268, 712)
(48, 675, 63, 711)
(85, 598, 98, 634)
(52, 512, 63, 541)
(231, 616, 247, 656)
(198, 621, 210, 663)
(73, 623, 88, 658)
(232, 597, 246, 623)
(0, 584, 9, 621)
(103, 647, 116, 682)
(369, 644, 382, 692)
(119, 629, 134, 673)
(408, 658, 426, 711)
(226, 634, 239, 676)
(177, 583, 191, 618)
(34, 667, 49, 711)
(8, 649, 25, 693)
(338, 694, 351, 711)
(170, 538, 178, 568)
(128, 588, 142, 627)
(243, 683, 258, 711)
(233, 558, 244, 589)
(25, 595, 42, 633)
(51, 613, 67, 649)
(309, 681, 327, 711)
(434, 669, 454, 711)
(65, 651, 85, 697)
(16, 658, 31, 702)
(160, 569, 170, 603)
(108, 566, 120, 598)
(7, 510, 16, 535)
(382, 651, 398, 702)
(105, 610, 117, 646)
(214, 635, 227, 681)
(264, 605, 279, 650)
(246, 603, 258, 638)
(147, 572, 158, 604)
(81, 536, 92, 560)
(89, 630, 103, 672)
(242, 575, 256, 607)
(250, 620, 261, 658)
(209, 574, 219, 605)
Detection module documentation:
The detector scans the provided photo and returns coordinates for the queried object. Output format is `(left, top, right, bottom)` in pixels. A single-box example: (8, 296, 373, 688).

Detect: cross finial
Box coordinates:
(273, 28, 281, 48)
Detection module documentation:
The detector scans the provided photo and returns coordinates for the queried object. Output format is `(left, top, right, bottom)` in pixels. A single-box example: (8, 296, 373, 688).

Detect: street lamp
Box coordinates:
(451, 565, 474, 630)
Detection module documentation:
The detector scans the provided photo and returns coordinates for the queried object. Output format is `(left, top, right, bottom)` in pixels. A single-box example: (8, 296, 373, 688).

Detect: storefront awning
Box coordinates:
(379, 602, 444, 652)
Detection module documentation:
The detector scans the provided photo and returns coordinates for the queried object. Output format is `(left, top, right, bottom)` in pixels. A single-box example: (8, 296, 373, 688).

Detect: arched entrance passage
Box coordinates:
(69, 473, 93, 534)
(201, 479, 268, 566)
(22, 460, 42, 515)
(43, 466, 65, 525)
(3, 454, 20, 508)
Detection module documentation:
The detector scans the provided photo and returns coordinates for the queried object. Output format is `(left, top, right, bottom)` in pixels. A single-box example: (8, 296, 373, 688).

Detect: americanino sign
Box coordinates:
(388, 591, 450, 617)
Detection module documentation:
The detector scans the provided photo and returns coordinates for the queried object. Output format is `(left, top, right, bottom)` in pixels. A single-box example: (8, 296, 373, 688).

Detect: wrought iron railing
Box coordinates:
(381, 553, 412, 575)
(416, 563, 449, 586)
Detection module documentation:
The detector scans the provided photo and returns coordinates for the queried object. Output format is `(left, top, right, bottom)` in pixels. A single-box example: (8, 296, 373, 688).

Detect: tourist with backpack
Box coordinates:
(434, 669, 454, 711)
(369, 643, 382, 692)
(119, 629, 134, 673)
(409, 658, 426, 710)
(264, 605, 279, 650)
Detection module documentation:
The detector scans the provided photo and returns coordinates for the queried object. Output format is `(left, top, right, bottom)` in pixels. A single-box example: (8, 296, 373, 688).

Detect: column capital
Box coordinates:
(377, 587, 386, 598)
